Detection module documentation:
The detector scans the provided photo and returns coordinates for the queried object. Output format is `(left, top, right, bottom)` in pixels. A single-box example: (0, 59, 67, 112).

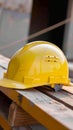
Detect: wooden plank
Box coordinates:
(0, 55, 10, 69)
(37, 86, 73, 110)
(8, 102, 37, 127)
(0, 86, 73, 130)
(0, 55, 73, 129)
(0, 67, 6, 78)
(63, 86, 73, 94)
(0, 115, 11, 130)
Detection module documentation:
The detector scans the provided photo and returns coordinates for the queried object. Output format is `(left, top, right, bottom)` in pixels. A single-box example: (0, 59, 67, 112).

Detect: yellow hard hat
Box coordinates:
(0, 41, 70, 89)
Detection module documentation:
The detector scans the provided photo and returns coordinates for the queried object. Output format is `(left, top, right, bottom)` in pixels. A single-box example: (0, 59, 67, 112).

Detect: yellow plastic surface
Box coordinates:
(0, 41, 70, 89)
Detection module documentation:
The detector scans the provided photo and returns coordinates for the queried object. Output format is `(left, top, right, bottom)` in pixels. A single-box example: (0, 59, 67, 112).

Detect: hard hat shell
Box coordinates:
(0, 41, 70, 89)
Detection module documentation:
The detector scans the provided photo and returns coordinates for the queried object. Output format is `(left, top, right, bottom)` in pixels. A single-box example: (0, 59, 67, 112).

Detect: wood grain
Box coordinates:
(0, 55, 73, 129)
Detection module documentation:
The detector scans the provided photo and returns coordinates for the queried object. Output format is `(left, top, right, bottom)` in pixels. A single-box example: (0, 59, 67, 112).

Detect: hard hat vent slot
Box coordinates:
(44, 56, 59, 62)
(1, 41, 69, 90)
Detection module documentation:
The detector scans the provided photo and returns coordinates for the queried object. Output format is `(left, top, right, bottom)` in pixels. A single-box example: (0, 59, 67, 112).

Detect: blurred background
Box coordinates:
(0, 1, 73, 130)
(0, 0, 33, 57)
(0, 0, 73, 59)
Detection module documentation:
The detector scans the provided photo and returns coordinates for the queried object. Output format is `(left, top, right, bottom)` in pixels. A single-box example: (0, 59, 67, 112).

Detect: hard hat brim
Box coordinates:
(0, 78, 32, 89)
